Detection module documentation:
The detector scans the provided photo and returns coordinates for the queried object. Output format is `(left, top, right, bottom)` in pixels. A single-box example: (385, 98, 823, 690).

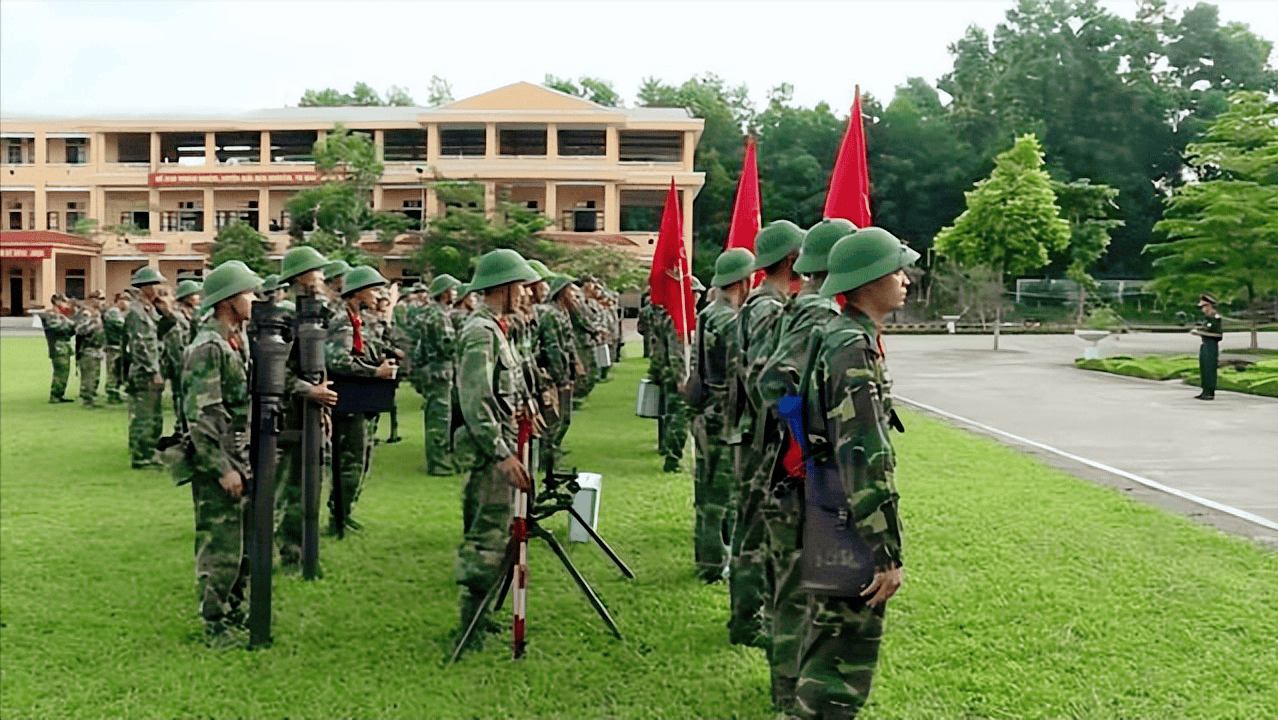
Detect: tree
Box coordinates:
(542, 74, 622, 107)
(1052, 178, 1124, 321)
(934, 133, 1071, 348)
(210, 221, 274, 276)
(412, 182, 551, 280)
(426, 75, 454, 106)
(1147, 91, 1278, 350)
(543, 247, 647, 291)
(299, 82, 417, 107)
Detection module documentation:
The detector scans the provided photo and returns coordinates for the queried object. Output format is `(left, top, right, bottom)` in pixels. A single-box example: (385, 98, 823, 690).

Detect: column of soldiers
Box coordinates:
(675, 223, 917, 719)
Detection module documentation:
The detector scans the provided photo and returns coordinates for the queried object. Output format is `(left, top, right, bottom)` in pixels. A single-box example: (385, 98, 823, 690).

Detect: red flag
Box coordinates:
(824, 87, 872, 227)
(649, 178, 695, 342)
(725, 136, 761, 251)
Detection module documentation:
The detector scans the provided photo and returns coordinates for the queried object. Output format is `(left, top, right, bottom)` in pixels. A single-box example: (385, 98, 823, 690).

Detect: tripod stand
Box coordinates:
(449, 457, 634, 663)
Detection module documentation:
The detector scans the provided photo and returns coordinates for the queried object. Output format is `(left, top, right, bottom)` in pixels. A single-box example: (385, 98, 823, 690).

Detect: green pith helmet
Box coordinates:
(750, 220, 806, 271)
(341, 265, 388, 297)
(819, 227, 921, 299)
(258, 274, 282, 293)
(547, 275, 573, 299)
(795, 218, 858, 274)
(130, 267, 166, 287)
(527, 259, 552, 280)
(455, 283, 471, 299)
(712, 248, 755, 288)
(174, 279, 203, 300)
(429, 273, 461, 297)
(324, 259, 352, 282)
(199, 262, 262, 313)
(691, 276, 706, 293)
(280, 246, 329, 282)
(468, 249, 540, 293)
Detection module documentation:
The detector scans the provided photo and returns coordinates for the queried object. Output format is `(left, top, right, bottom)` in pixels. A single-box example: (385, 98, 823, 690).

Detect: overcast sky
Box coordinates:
(1, 1, 1275, 118)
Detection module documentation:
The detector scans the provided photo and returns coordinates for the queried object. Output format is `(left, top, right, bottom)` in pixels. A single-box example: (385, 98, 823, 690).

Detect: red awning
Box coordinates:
(0, 230, 100, 250)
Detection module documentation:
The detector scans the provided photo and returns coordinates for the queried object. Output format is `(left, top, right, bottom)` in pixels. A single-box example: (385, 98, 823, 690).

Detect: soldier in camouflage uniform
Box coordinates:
(125, 268, 169, 468)
(796, 227, 915, 719)
(35, 295, 76, 403)
(73, 292, 107, 407)
(534, 275, 577, 470)
(569, 277, 607, 402)
(649, 277, 702, 473)
(726, 219, 805, 650)
(690, 249, 754, 582)
(159, 280, 202, 436)
(756, 219, 856, 713)
(420, 274, 461, 475)
(102, 294, 128, 404)
(326, 265, 398, 535)
(453, 249, 539, 638)
(178, 261, 261, 645)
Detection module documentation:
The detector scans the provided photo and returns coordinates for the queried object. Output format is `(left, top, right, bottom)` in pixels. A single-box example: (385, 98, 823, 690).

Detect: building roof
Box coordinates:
(0, 230, 99, 249)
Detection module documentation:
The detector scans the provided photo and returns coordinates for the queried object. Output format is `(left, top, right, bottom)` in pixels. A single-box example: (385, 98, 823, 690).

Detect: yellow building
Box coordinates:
(0, 82, 704, 313)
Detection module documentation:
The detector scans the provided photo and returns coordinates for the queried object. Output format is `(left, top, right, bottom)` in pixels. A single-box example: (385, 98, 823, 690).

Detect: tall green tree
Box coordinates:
(209, 221, 274, 276)
(412, 182, 551, 280)
(1052, 179, 1124, 320)
(1147, 91, 1278, 349)
(299, 82, 416, 107)
(935, 133, 1071, 347)
(542, 74, 622, 107)
(426, 75, 454, 106)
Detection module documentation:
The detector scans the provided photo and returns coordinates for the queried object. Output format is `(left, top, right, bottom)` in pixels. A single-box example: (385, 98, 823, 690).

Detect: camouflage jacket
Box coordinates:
(726, 282, 788, 444)
(36, 309, 75, 359)
(647, 307, 685, 389)
(805, 308, 902, 570)
(160, 307, 194, 380)
(456, 303, 520, 461)
(102, 306, 126, 348)
(694, 297, 739, 423)
(73, 307, 106, 357)
(181, 315, 253, 480)
(326, 305, 386, 377)
(759, 286, 840, 412)
(534, 302, 574, 387)
(124, 296, 163, 384)
(448, 307, 470, 336)
(418, 300, 457, 377)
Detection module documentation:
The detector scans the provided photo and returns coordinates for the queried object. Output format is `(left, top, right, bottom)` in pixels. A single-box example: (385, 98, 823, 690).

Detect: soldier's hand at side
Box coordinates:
(308, 380, 338, 407)
(375, 359, 397, 380)
(860, 565, 903, 608)
(219, 470, 244, 498)
(151, 373, 165, 388)
(497, 455, 532, 492)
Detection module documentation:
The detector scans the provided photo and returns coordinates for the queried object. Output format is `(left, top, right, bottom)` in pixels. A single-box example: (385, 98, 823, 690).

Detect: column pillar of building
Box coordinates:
(148, 188, 160, 236)
(544, 182, 557, 230)
(605, 127, 619, 163)
(204, 133, 217, 167)
(92, 253, 107, 296)
(604, 182, 619, 233)
(424, 185, 438, 219)
(260, 131, 271, 166)
(34, 184, 47, 231)
(91, 186, 106, 228)
(203, 187, 216, 234)
(94, 132, 106, 168)
(426, 124, 440, 160)
(41, 254, 56, 303)
(258, 188, 271, 235)
(681, 187, 694, 260)
(373, 130, 385, 162)
(483, 182, 496, 219)
(546, 124, 558, 157)
(485, 124, 497, 160)
(149, 132, 161, 172)
(372, 185, 384, 212)
(683, 132, 696, 172)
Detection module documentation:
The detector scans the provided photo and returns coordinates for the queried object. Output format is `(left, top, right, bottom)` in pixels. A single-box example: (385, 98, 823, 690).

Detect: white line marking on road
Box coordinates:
(896, 395, 1278, 533)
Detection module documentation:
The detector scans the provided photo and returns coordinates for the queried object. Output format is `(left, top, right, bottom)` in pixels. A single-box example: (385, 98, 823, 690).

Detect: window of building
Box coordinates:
(499, 127, 546, 156)
(619, 131, 682, 163)
(215, 210, 259, 231)
(120, 210, 150, 230)
(215, 132, 261, 164)
(65, 138, 88, 164)
(5, 141, 25, 164)
(9, 202, 23, 230)
(270, 131, 318, 163)
(47, 211, 60, 230)
(159, 132, 207, 165)
(620, 189, 667, 231)
(558, 128, 606, 156)
(115, 133, 150, 163)
(162, 204, 203, 232)
(64, 269, 86, 299)
(440, 127, 485, 157)
(66, 211, 83, 229)
(384, 129, 426, 161)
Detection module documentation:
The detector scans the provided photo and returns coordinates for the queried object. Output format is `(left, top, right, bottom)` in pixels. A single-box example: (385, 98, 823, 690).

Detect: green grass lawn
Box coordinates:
(3, 337, 1276, 719)
(1077, 355, 1278, 397)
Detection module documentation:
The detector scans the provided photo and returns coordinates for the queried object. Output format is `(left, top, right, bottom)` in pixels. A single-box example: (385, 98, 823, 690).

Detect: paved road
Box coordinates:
(886, 332, 1278, 545)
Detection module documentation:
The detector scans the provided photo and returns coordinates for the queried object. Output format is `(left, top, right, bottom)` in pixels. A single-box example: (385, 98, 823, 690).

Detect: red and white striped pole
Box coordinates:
(513, 418, 533, 659)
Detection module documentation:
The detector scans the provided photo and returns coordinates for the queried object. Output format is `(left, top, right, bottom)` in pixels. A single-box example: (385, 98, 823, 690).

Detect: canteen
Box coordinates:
(635, 378, 661, 418)
(593, 343, 612, 369)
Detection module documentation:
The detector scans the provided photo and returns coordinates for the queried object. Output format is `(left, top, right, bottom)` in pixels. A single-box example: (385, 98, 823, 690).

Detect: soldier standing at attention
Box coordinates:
(35, 294, 77, 403)
(726, 219, 805, 650)
(326, 266, 398, 535)
(691, 248, 754, 582)
(547, 276, 585, 460)
(1192, 293, 1223, 400)
(179, 261, 261, 646)
(73, 291, 108, 407)
(453, 249, 538, 640)
(102, 294, 129, 404)
(421, 274, 461, 475)
(798, 227, 916, 719)
(757, 218, 856, 713)
(125, 268, 169, 468)
(159, 279, 202, 439)
(532, 274, 573, 471)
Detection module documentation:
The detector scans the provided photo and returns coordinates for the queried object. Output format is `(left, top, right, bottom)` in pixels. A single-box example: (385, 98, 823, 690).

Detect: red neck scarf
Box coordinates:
(348, 308, 363, 354)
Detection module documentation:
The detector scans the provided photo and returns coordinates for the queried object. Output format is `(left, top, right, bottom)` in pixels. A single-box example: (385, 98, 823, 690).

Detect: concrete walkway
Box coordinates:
(886, 331, 1278, 546)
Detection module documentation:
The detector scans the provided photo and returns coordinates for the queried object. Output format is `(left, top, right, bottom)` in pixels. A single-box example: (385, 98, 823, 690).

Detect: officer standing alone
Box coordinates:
(1192, 293, 1223, 400)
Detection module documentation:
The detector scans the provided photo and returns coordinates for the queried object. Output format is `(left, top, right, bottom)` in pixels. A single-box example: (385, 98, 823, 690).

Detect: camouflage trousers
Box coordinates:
(78, 351, 102, 406)
(539, 386, 574, 471)
(796, 596, 885, 719)
(728, 439, 773, 650)
(127, 383, 164, 465)
(275, 440, 304, 561)
(190, 469, 250, 629)
(49, 349, 72, 401)
(422, 371, 455, 475)
(454, 432, 514, 629)
(691, 411, 733, 581)
(659, 382, 689, 466)
(764, 488, 806, 713)
(574, 341, 598, 400)
(103, 346, 125, 402)
(329, 411, 370, 530)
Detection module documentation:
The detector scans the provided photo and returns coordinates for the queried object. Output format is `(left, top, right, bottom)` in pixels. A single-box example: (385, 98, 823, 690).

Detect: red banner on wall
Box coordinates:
(0, 246, 52, 259)
(148, 171, 322, 187)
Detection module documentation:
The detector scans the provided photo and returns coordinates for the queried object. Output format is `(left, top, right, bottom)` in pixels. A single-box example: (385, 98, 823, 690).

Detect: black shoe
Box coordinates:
(1195, 394, 1215, 401)
(386, 436, 403, 444)
(663, 458, 681, 473)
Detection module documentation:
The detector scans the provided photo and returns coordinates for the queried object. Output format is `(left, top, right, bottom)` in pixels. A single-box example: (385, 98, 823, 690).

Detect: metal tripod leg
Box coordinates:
(535, 523, 623, 640)
(448, 539, 517, 665)
(566, 506, 635, 579)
